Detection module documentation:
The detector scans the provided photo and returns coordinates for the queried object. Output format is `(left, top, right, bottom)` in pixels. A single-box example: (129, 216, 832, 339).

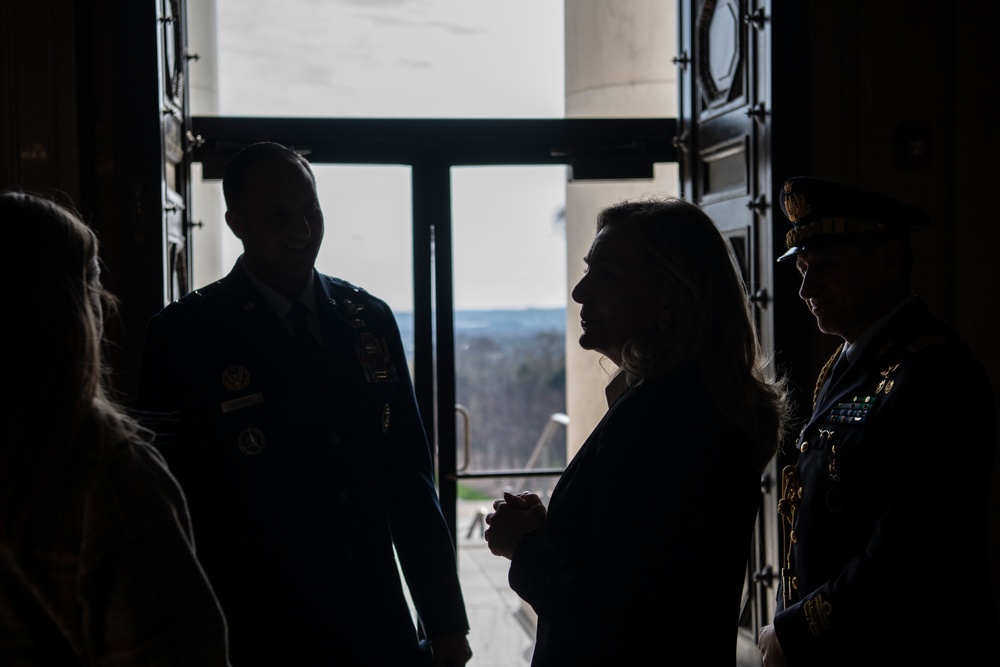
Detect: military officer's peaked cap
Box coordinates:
(776, 176, 931, 261)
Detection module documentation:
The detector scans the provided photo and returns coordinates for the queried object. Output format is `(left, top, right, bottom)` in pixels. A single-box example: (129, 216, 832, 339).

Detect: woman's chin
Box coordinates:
(577, 333, 599, 352)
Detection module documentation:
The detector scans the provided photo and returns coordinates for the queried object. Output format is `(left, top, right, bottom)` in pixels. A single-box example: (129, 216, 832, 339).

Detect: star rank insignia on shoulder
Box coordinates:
(342, 298, 367, 328)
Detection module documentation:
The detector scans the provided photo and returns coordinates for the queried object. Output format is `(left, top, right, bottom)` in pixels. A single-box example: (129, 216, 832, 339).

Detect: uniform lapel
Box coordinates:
(808, 298, 926, 425)
(315, 276, 367, 378)
(222, 265, 300, 361)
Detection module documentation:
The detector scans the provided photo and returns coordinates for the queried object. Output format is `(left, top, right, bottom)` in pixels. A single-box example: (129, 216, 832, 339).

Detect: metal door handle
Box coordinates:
(455, 404, 471, 473)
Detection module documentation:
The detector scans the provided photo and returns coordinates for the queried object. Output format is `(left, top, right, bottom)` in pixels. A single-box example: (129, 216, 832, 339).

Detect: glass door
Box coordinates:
(448, 165, 570, 665)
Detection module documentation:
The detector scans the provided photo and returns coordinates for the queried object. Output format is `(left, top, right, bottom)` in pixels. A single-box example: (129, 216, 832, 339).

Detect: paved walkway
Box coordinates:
(402, 499, 538, 666)
(456, 499, 536, 667)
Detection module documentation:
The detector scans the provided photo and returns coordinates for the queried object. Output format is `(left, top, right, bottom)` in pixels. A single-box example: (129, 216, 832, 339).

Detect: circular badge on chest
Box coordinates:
(237, 426, 266, 455)
(221, 365, 251, 391)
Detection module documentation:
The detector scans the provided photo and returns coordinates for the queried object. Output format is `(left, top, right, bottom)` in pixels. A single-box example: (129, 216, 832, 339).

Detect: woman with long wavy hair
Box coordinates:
(485, 196, 790, 665)
(0, 191, 229, 665)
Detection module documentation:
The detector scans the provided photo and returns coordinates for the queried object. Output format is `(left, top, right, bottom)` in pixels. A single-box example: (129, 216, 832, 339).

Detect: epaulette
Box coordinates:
(324, 275, 387, 314)
(908, 334, 947, 353)
(179, 279, 224, 301)
(324, 274, 367, 294)
(160, 280, 226, 320)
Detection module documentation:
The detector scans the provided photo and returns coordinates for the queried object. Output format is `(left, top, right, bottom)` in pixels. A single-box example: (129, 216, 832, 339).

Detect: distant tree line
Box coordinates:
(455, 328, 566, 497)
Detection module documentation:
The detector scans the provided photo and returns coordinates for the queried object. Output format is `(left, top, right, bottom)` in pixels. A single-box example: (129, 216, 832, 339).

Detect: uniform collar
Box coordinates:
(237, 256, 319, 319)
(843, 293, 916, 364)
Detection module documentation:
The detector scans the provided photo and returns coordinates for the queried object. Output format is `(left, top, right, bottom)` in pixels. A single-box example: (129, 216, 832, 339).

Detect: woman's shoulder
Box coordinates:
(79, 440, 190, 538)
(84, 437, 172, 484)
(13, 439, 192, 580)
(614, 368, 721, 422)
(604, 371, 748, 459)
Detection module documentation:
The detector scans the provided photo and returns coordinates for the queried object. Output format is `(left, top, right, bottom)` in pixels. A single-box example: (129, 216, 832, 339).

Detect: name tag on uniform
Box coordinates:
(221, 392, 264, 413)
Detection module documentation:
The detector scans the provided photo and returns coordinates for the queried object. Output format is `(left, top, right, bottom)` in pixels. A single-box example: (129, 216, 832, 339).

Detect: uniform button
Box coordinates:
(339, 489, 350, 504)
(329, 433, 341, 446)
(790, 530, 798, 543)
(791, 576, 799, 589)
(800, 441, 809, 452)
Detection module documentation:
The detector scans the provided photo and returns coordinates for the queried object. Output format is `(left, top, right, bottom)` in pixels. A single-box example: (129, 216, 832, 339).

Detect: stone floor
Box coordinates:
(455, 499, 536, 666)
(402, 499, 537, 666)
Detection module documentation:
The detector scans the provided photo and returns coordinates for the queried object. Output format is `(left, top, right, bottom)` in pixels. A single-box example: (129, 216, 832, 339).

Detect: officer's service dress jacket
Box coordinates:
(136, 261, 468, 666)
(774, 297, 997, 665)
(508, 367, 760, 666)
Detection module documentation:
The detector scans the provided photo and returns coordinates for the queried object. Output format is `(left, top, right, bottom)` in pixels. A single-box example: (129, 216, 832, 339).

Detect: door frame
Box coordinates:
(190, 115, 677, 536)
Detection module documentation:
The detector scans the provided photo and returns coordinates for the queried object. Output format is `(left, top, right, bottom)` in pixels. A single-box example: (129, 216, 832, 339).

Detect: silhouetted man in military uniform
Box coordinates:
(758, 177, 997, 666)
(137, 142, 471, 666)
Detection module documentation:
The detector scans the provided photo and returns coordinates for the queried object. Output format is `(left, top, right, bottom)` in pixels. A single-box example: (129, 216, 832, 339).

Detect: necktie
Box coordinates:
(828, 352, 849, 385)
(288, 301, 324, 358)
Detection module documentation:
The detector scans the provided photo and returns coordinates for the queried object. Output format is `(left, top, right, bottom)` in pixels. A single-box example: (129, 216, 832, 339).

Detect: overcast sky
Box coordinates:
(211, 0, 568, 312)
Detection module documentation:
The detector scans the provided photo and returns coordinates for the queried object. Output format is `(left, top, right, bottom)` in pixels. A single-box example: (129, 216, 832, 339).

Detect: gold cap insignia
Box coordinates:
(783, 182, 811, 223)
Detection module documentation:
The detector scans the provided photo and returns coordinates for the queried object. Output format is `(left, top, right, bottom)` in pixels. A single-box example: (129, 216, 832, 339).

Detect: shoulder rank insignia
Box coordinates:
(343, 299, 366, 327)
(909, 334, 946, 352)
